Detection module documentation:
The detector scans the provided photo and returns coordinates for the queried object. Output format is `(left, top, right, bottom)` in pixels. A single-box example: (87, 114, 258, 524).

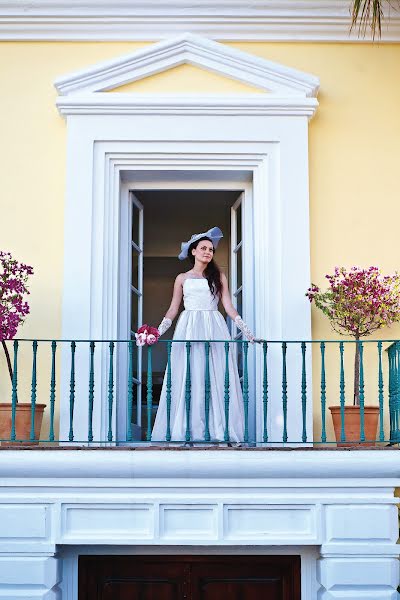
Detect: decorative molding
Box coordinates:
(1, 449, 399, 481)
(54, 33, 319, 97)
(55, 35, 319, 119)
(59, 140, 312, 443)
(0, 0, 400, 42)
(0, 450, 399, 599)
(56, 94, 319, 118)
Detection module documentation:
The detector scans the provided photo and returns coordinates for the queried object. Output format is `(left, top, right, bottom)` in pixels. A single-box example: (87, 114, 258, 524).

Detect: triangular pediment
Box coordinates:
(109, 64, 265, 95)
(54, 33, 319, 97)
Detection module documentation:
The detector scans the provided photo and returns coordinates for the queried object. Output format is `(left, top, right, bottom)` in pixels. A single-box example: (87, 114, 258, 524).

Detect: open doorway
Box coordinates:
(119, 186, 250, 442)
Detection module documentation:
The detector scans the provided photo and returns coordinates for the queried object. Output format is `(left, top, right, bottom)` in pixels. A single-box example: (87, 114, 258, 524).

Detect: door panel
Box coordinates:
(79, 557, 186, 600)
(79, 556, 300, 600)
(129, 193, 144, 438)
(191, 558, 299, 600)
(230, 193, 244, 340)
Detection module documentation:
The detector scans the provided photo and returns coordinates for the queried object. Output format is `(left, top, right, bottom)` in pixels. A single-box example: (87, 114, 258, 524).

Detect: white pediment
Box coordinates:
(54, 33, 319, 97)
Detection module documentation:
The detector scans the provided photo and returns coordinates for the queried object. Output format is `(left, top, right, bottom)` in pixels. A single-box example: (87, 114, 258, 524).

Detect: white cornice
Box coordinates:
(0, 0, 399, 42)
(0, 450, 399, 481)
(54, 34, 319, 98)
(56, 94, 318, 118)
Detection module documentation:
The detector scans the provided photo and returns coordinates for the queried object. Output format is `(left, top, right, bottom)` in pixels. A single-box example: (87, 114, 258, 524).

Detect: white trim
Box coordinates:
(1, 0, 400, 42)
(61, 546, 319, 600)
(1, 449, 400, 482)
(54, 33, 318, 97)
(57, 94, 318, 118)
(60, 144, 312, 444)
(57, 92, 318, 118)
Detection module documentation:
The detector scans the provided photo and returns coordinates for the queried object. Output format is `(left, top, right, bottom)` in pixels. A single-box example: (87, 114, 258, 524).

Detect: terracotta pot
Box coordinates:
(0, 403, 46, 446)
(329, 405, 380, 447)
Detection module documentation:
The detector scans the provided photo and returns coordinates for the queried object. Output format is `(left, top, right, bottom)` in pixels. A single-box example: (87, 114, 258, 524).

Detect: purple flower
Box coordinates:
(0, 251, 34, 341)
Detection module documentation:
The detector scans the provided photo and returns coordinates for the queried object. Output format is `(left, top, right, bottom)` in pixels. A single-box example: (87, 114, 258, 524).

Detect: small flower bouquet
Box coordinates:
(135, 324, 160, 347)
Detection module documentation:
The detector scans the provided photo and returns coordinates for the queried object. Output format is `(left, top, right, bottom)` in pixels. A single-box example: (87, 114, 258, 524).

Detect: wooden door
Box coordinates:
(79, 555, 300, 600)
(191, 557, 299, 600)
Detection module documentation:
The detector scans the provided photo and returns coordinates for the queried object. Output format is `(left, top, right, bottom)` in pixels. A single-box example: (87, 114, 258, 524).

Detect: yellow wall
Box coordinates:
(112, 63, 264, 93)
(0, 41, 400, 442)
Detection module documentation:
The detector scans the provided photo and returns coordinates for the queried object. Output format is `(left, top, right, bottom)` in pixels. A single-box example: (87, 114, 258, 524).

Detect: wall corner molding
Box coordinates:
(1, 0, 399, 42)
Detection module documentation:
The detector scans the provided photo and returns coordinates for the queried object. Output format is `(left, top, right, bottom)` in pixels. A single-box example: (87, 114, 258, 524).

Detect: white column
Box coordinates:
(0, 555, 61, 599)
(318, 503, 400, 599)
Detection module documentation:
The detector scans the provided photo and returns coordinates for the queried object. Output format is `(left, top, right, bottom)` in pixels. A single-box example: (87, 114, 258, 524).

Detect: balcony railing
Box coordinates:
(0, 338, 399, 447)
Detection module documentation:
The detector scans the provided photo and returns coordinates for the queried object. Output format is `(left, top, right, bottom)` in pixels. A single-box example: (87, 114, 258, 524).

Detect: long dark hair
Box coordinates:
(188, 236, 222, 298)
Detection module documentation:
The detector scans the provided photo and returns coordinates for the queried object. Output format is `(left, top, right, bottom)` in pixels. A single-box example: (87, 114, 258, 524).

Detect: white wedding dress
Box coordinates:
(152, 277, 245, 442)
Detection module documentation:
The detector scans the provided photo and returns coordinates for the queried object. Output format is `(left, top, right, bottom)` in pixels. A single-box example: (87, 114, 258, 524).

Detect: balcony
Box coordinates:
(0, 338, 399, 447)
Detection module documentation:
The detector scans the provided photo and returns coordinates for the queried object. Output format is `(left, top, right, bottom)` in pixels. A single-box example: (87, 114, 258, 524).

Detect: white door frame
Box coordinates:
(60, 140, 312, 445)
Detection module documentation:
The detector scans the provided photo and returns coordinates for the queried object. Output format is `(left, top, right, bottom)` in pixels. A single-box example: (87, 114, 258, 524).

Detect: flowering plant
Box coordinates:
(0, 251, 34, 385)
(135, 324, 160, 347)
(306, 266, 400, 405)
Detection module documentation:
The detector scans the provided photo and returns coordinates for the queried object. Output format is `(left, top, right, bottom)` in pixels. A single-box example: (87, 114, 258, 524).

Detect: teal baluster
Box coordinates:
(146, 345, 153, 441)
(243, 341, 249, 443)
(88, 341, 95, 443)
(388, 345, 394, 442)
(69, 341, 76, 442)
(127, 341, 133, 442)
(282, 342, 288, 443)
(224, 342, 230, 443)
(301, 342, 307, 443)
(10, 340, 18, 442)
(388, 344, 396, 443)
(358, 341, 365, 442)
(378, 341, 385, 442)
(107, 341, 115, 442)
(263, 342, 268, 443)
(30, 340, 38, 442)
(204, 342, 211, 442)
(339, 342, 346, 443)
(394, 343, 399, 442)
(185, 342, 191, 442)
(393, 342, 400, 443)
(49, 341, 57, 442)
(320, 342, 326, 443)
(166, 341, 172, 442)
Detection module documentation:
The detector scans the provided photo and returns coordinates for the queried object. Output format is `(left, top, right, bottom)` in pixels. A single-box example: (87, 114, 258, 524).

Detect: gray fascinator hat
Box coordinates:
(178, 226, 223, 261)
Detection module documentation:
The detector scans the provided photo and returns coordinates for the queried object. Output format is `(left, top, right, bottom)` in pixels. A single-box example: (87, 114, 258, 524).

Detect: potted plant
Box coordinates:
(0, 251, 45, 445)
(306, 266, 400, 446)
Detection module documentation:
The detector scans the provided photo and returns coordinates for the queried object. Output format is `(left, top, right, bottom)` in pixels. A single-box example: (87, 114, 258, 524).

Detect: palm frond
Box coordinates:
(350, 0, 383, 39)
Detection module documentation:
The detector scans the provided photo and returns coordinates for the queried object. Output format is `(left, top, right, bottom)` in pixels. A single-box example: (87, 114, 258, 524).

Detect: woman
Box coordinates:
(151, 226, 256, 443)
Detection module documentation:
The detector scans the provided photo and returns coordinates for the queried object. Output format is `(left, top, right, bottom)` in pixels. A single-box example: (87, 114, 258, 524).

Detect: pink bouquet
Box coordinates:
(135, 324, 160, 347)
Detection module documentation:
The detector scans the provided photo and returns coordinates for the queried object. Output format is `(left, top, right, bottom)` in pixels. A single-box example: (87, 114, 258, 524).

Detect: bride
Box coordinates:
(151, 226, 256, 443)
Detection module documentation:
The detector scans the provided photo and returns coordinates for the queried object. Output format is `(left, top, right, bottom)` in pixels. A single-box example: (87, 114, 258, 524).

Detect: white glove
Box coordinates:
(157, 317, 172, 336)
(234, 315, 255, 343)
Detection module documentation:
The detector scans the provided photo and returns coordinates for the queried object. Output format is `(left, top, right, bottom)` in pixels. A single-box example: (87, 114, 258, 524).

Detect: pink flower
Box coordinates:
(146, 333, 157, 345)
(136, 324, 149, 335)
(135, 332, 147, 347)
(134, 324, 160, 346)
(0, 251, 33, 341)
(306, 266, 400, 337)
